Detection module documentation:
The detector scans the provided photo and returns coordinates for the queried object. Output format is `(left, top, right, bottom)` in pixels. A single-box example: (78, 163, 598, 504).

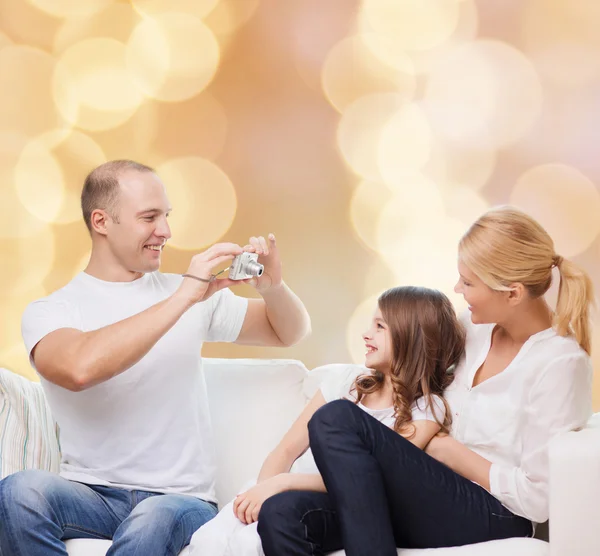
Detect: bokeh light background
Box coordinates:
(2, 0, 600, 409)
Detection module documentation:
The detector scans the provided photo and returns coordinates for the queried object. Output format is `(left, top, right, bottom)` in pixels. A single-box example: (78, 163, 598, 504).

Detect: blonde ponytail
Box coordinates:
(554, 257, 595, 354)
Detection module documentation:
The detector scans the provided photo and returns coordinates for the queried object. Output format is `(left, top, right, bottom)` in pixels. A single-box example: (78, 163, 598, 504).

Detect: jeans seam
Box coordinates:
(300, 508, 337, 556)
(63, 523, 112, 539)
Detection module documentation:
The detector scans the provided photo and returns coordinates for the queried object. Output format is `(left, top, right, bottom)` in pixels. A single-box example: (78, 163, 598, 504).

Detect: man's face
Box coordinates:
(106, 170, 172, 274)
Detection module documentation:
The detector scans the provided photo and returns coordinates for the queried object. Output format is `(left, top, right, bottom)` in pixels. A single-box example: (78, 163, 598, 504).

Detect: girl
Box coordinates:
(258, 206, 594, 555)
(188, 286, 466, 556)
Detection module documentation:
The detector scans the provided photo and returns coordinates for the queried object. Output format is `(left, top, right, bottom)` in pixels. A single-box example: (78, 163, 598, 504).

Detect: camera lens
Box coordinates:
(245, 261, 264, 277)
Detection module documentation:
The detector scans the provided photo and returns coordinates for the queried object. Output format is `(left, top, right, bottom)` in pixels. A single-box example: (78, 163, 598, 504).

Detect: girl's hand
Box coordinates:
(233, 475, 287, 524)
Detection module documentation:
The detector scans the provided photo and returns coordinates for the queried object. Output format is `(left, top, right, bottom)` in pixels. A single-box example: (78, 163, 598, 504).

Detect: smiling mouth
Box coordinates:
(144, 245, 163, 251)
(365, 346, 377, 354)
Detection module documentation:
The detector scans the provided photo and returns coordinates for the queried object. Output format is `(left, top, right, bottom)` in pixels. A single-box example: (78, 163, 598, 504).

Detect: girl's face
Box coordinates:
(362, 306, 393, 373)
(454, 260, 508, 324)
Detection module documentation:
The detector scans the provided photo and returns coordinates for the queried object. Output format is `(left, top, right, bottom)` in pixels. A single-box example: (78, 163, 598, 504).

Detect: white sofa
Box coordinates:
(2, 359, 599, 556)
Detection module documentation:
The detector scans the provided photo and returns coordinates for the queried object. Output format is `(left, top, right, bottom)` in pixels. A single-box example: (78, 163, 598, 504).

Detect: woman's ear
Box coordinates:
(506, 283, 526, 306)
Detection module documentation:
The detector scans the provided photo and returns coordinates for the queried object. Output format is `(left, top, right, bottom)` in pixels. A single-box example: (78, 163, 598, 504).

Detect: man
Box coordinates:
(0, 160, 311, 556)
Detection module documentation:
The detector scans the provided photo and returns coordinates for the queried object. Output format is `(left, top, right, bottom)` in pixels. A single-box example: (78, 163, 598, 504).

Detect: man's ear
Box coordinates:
(506, 282, 526, 306)
(90, 209, 110, 236)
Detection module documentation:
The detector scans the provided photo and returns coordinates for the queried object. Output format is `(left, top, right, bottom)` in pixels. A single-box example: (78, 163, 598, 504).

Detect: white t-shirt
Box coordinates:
(291, 365, 446, 474)
(444, 311, 593, 523)
(21, 271, 248, 503)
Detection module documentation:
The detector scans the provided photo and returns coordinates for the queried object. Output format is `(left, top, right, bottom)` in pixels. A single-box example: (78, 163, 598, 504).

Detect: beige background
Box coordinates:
(1, 0, 600, 409)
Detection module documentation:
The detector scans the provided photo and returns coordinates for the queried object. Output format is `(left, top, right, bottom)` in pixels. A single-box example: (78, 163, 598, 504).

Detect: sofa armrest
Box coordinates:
(548, 425, 600, 556)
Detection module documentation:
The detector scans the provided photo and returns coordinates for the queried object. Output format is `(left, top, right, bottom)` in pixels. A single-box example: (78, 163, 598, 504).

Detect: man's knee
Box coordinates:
(124, 495, 216, 539)
(0, 470, 63, 512)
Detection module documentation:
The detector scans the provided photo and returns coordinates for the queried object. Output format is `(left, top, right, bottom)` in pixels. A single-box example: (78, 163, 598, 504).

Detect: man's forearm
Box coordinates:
(73, 292, 193, 389)
(260, 281, 311, 346)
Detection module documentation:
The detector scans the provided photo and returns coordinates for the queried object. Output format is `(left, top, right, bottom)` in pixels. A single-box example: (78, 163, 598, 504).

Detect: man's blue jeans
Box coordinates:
(258, 400, 533, 556)
(0, 470, 217, 556)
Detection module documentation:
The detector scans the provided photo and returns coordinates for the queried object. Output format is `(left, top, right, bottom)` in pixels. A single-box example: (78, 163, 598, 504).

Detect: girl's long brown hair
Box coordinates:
(352, 286, 465, 437)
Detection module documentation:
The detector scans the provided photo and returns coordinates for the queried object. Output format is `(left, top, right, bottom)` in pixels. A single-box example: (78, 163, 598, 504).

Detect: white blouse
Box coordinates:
(444, 313, 593, 523)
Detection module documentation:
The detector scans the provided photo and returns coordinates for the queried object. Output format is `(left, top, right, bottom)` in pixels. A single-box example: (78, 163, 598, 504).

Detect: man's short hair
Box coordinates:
(81, 160, 155, 232)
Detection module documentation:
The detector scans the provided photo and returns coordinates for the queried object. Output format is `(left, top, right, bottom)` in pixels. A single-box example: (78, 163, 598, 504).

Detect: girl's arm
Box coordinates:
(256, 390, 327, 482)
(408, 420, 443, 450)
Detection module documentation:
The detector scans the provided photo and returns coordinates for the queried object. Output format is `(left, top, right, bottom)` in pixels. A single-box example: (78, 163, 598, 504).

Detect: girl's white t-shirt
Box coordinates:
(290, 365, 446, 474)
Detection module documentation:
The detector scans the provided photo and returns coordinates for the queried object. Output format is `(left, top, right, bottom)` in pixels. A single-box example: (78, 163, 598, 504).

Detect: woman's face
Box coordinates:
(454, 260, 509, 324)
(362, 306, 393, 372)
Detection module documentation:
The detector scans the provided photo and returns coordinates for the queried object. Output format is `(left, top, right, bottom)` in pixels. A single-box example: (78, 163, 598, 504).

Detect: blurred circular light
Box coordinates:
(0, 132, 47, 239)
(147, 93, 228, 163)
(157, 157, 237, 250)
(523, 0, 600, 88)
(204, 0, 260, 46)
(0, 287, 47, 353)
(443, 186, 490, 226)
(510, 163, 600, 257)
(376, 175, 446, 256)
(425, 137, 496, 191)
(131, 0, 220, 19)
(127, 12, 220, 102)
(53, 3, 141, 54)
(1, 226, 55, 296)
(424, 40, 543, 148)
(359, 0, 461, 57)
(337, 93, 405, 180)
(346, 294, 380, 365)
(0, 31, 12, 50)
(15, 130, 106, 225)
(0, 0, 62, 50)
(322, 34, 416, 113)
(28, 0, 114, 18)
(379, 215, 467, 309)
(378, 103, 433, 184)
(0, 46, 64, 138)
(350, 180, 394, 251)
(409, 0, 479, 75)
(53, 38, 145, 132)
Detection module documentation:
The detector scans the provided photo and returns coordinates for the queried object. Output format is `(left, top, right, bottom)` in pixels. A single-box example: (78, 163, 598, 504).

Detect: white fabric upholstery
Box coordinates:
(5, 359, 598, 555)
(548, 422, 600, 556)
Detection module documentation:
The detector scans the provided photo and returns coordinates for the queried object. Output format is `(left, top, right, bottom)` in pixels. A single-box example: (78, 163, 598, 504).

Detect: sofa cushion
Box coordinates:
(328, 537, 548, 556)
(0, 368, 60, 480)
(303, 363, 368, 400)
(203, 358, 310, 506)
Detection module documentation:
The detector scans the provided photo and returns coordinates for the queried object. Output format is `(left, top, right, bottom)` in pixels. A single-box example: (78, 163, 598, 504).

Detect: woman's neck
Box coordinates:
(496, 298, 553, 345)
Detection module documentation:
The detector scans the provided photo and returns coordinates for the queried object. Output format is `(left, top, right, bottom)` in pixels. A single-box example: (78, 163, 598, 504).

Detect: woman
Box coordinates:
(257, 206, 594, 555)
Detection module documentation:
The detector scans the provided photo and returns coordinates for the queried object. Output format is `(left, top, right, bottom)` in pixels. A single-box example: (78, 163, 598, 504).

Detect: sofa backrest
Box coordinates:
(203, 358, 310, 506)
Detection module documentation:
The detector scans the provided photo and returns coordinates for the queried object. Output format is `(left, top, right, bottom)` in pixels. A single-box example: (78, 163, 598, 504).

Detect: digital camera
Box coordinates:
(229, 252, 264, 280)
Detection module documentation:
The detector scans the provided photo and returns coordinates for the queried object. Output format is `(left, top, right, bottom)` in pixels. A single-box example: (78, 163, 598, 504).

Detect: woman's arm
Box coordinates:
(425, 435, 492, 490)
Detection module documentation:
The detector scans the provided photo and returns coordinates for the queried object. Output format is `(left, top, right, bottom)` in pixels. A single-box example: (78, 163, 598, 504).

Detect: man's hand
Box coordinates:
(233, 475, 287, 524)
(177, 243, 249, 305)
(242, 234, 282, 293)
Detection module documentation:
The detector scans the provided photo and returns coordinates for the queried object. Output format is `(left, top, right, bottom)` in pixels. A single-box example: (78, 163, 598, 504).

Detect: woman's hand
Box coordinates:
(425, 433, 492, 491)
(233, 475, 287, 524)
(424, 432, 453, 465)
